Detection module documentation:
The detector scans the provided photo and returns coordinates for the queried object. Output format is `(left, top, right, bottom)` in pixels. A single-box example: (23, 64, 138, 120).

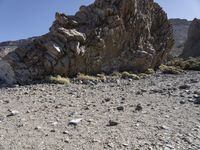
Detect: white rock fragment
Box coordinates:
(7, 110, 19, 117)
(69, 118, 82, 125)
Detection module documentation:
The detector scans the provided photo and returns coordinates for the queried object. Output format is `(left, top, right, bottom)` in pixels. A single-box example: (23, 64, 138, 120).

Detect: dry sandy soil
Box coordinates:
(0, 71, 200, 150)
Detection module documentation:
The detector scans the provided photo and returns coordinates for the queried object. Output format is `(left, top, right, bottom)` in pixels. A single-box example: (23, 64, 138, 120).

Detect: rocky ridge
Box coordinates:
(0, 0, 173, 85)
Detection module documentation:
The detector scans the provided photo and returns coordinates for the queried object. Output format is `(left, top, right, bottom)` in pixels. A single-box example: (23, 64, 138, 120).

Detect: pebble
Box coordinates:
(179, 84, 190, 90)
(69, 118, 82, 125)
(159, 125, 170, 130)
(7, 110, 19, 117)
(180, 100, 186, 104)
(64, 137, 70, 143)
(50, 129, 56, 132)
(107, 142, 114, 148)
(107, 120, 119, 126)
(188, 99, 195, 102)
(63, 130, 69, 134)
(35, 126, 42, 130)
(135, 104, 143, 111)
(104, 98, 111, 102)
(117, 106, 124, 111)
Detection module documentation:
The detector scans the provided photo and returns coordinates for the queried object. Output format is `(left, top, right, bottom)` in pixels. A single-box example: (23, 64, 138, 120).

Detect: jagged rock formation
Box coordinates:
(181, 18, 200, 58)
(1, 0, 173, 85)
(170, 19, 191, 57)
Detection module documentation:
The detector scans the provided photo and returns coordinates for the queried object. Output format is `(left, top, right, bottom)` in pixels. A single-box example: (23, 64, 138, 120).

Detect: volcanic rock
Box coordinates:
(181, 18, 200, 58)
(1, 0, 173, 85)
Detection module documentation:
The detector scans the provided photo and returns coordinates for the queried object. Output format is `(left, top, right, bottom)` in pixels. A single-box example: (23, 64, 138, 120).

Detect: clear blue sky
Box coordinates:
(0, 0, 200, 42)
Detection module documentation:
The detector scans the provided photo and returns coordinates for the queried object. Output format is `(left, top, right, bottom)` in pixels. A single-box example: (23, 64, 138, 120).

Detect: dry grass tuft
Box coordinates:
(121, 71, 140, 80)
(47, 75, 70, 85)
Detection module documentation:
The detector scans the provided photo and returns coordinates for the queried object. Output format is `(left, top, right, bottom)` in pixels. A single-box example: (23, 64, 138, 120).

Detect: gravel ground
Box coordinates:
(0, 71, 200, 150)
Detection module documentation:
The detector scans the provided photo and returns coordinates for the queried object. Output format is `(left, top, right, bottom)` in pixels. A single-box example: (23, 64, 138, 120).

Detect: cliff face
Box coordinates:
(0, 0, 173, 85)
(170, 19, 191, 57)
(181, 18, 200, 58)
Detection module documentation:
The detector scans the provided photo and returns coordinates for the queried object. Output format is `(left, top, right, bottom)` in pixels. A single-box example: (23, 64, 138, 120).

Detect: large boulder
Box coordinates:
(181, 18, 200, 58)
(1, 0, 173, 84)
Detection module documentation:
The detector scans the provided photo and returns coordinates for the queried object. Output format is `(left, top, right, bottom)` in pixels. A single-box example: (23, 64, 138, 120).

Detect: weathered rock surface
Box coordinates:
(181, 18, 200, 58)
(1, 0, 173, 84)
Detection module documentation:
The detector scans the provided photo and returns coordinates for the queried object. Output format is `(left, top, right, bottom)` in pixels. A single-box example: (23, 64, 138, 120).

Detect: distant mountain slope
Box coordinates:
(181, 18, 200, 57)
(0, 37, 36, 58)
(170, 19, 191, 57)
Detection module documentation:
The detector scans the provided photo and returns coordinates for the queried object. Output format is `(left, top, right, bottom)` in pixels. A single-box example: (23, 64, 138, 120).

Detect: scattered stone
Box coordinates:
(107, 120, 119, 126)
(50, 129, 56, 132)
(3, 100, 9, 104)
(182, 137, 193, 144)
(180, 100, 186, 104)
(179, 84, 190, 90)
(188, 98, 195, 102)
(159, 125, 170, 130)
(63, 137, 70, 143)
(104, 98, 111, 102)
(69, 118, 82, 125)
(194, 91, 200, 95)
(135, 104, 143, 111)
(107, 142, 114, 148)
(193, 94, 200, 99)
(35, 126, 42, 130)
(7, 110, 19, 117)
(63, 130, 69, 134)
(117, 106, 124, 111)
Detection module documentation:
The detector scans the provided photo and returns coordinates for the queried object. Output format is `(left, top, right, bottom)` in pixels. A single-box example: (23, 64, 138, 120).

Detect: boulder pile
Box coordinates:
(1, 0, 173, 85)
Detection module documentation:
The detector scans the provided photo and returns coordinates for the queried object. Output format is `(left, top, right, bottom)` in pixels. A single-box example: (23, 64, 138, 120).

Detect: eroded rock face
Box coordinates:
(181, 18, 200, 58)
(1, 0, 173, 84)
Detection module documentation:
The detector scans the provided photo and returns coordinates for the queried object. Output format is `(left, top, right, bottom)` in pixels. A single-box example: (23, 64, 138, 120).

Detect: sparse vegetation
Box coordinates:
(121, 71, 140, 80)
(77, 73, 99, 81)
(145, 68, 155, 75)
(47, 75, 70, 85)
(167, 57, 200, 71)
(111, 72, 122, 77)
(159, 64, 183, 74)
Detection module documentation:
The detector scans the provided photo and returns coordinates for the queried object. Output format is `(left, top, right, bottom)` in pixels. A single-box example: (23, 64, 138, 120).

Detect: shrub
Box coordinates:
(159, 64, 183, 74)
(168, 57, 200, 71)
(47, 75, 70, 85)
(121, 71, 140, 80)
(145, 68, 155, 75)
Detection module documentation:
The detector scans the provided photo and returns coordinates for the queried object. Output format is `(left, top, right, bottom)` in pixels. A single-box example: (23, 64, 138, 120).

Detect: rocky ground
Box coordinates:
(0, 71, 200, 150)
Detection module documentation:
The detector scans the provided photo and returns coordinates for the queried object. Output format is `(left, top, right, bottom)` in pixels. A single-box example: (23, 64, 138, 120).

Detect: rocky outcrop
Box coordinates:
(170, 19, 191, 57)
(181, 18, 200, 58)
(1, 0, 173, 85)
